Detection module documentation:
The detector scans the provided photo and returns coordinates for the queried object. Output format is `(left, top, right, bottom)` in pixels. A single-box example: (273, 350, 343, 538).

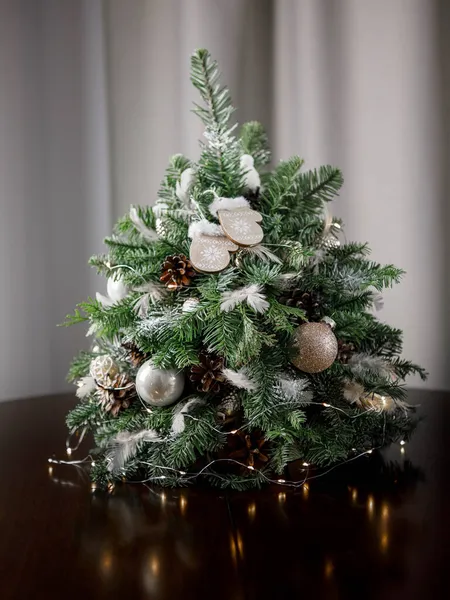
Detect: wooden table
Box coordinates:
(0, 390, 448, 600)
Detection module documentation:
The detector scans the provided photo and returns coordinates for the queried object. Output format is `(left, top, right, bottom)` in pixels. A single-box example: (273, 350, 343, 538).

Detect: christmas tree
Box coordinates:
(64, 49, 426, 490)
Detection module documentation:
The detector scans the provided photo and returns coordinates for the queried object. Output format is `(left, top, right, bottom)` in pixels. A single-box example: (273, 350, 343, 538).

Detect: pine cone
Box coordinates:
(96, 373, 135, 416)
(279, 289, 323, 321)
(216, 390, 241, 422)
(225, 429, 270, 470)
(121, 342, 149, 367)
(337, 340, 355, 364)
(189, 352, 225, 393)
(160, 254, 196, 290)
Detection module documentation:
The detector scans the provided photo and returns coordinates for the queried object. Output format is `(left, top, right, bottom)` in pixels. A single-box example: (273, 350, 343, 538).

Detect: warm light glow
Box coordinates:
(366, 449, 373, 454)
(324, 558, 334, 578)
(108, 483, 115, 493)
(278, 492, 286, 503)
(367, 494, 375, 518)
(149, 555, 160, 576)
(247, 503, 256, 520)
(48, 466, 53, 476)
(278, 478, 286, 484)
(302, 462, 309, 467)
(351, 488, 358, 504)
(91, 483, 97, 491)
(100, 550, 113, 575)
(380, 533, 389, 552)
(236, 531, 244, 557)
(247, 465, 255, 471)
(400, 440, 406, 446)
(66, 447, 72, 456)
(322, 403, 330, 407)
(230, 430, 238, 435)
(160, 492, 166, 503)
(91, 461, 96, 467)
(229, 534, 237, 564)
(400, 447, 405, 455)
(180, 495, 187, 515)
(303, 483, 309, 499)
(381, 502, 389, 520)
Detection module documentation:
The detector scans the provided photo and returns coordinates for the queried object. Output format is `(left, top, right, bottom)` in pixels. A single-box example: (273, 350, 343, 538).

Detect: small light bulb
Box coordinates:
(400, 440, 406, 446)
(48, 466, 53, 476)
(91, 483, 97, 491)
(66, 447, 72, 456)
(278, 479, 286, 484)
(230, 430, 238, 435)
(179, 470, 186, 476)
(366, 449, 373, 454)
(278, 492, 286, 503)
(91, 461, 96, 467)
(400, 447, 405, 455)
(302, 462, 309, 467)
(322, 402, 330, 407)
(160, 475, 166, 479)
(247, 465, 255, 471)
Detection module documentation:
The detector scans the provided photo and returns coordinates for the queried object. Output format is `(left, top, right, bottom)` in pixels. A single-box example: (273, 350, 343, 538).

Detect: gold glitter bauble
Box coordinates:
(291, 322, 338, 373)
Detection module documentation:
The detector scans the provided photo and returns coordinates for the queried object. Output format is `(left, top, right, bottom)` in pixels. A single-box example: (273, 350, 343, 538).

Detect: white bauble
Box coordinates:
(136, 360, 184, 407)
(107, 277, 129, 303)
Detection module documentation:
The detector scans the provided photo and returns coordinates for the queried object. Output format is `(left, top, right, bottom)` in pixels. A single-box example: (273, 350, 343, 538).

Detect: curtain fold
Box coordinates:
(0, 0, 448, 400)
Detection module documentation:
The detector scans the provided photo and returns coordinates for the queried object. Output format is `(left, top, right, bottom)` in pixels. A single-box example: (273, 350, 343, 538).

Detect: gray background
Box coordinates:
(1, 0, 449, 401)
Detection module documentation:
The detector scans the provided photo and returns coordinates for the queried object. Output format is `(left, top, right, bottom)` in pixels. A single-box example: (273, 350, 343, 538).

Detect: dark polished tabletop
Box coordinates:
(0, 389, 448, 600)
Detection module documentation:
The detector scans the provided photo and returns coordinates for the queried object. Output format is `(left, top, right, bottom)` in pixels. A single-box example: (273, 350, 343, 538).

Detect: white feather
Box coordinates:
(86, 322, 99, 337)
(240, 154, 261, 191)
(188, 220, 223, 239)
(222, 368, 257, 391)
(132, 281, 166, 317)
(107, 429, 161, 473)
(129, 206, 158, 240)
(369, 289, 384, 311)
(343, 380, 365, 404)
(171, 397, 205, 436)
(96, 291, 114, 307)
(208, 195, 249, 217)
(76, 376, 97, 399)
(348, 353, 392, 378)
(277, 375, 312, 402)
(220, 284, 269, 314)
(176, 167, 196, 204)
(241, 244, 282, 264)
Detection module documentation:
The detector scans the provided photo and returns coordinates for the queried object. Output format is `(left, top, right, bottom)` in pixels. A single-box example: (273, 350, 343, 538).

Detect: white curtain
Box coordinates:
(0, 0, 448, 400)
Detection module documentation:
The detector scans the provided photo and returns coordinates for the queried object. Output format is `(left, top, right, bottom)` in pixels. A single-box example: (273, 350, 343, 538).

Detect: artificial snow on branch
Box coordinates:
(220, 284, 269, 313)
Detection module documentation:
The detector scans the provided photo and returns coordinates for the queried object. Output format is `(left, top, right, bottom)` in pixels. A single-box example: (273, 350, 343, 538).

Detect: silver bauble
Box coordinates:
(291, 322, 338, 373)
(136, 360, 184, 407)
(107, 277, 129, 302)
